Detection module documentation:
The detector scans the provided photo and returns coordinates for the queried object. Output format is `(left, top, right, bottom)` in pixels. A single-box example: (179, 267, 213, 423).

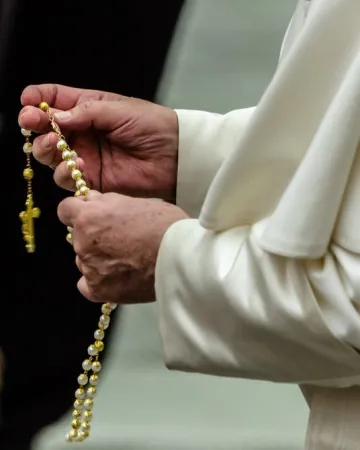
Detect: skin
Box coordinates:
(19, 84, 179, 202)
(57, 191, 187, 303)
(19, 84, 188, 304)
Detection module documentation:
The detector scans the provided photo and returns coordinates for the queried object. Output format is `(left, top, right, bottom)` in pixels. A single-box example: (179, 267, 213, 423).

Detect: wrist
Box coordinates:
(158, 108, 179, 204)
(168, 110, 179, 204)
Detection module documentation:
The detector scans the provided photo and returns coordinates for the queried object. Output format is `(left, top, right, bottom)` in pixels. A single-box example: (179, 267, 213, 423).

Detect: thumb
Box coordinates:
(77, 276, 98, 302)
(53, 100, 125, 131)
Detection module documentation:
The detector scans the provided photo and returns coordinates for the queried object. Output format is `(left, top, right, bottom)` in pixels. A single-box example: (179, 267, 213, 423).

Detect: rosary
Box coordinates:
(20, 102, 117, 443)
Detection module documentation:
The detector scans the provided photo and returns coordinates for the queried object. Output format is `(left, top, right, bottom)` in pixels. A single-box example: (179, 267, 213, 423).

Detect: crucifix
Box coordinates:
(19, 195, 41, 253)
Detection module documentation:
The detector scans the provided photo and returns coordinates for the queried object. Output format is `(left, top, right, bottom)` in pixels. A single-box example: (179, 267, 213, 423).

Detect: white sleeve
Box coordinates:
(175, 108, 255, 218)
(155, 219, 360, 387)
(173, 1, 309, 219)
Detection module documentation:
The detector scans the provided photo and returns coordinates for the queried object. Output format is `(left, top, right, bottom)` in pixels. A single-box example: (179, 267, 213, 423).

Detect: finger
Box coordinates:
(18, 105, 67, 135)
(21, 84, 87, 110)
(75, 255, 82, 272)
(32, 132, 63, 167)
(18, 106, 52, 134)
(57, 196, 85, 227)
(21, 84, 124, 110)
(52, 100, 128, 131)
(53, 158, 86, 191)
(77, 276, 99, 302)
(85, 190, 102, 201)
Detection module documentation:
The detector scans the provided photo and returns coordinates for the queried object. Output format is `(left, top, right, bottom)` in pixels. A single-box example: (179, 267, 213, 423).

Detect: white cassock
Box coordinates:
(156, 0, 360, 447)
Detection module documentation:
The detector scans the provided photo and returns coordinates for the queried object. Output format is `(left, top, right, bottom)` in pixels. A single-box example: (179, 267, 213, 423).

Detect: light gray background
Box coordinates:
(33, 1, 308, 449)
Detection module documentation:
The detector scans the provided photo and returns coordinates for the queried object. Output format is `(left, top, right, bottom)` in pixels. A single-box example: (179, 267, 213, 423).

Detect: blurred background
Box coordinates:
(1, 0, 310, 449)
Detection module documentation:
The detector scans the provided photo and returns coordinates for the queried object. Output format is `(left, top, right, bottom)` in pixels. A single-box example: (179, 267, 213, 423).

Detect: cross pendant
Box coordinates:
(19, 196, 41, 253)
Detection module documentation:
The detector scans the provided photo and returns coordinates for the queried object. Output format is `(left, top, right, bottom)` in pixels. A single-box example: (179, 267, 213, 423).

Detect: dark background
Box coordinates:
(0, 1, 184, 448)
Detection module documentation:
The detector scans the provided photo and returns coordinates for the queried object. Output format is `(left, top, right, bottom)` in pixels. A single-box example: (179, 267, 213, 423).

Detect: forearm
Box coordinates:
(175, 107, 255, 217)
(155, 219, 360, 386)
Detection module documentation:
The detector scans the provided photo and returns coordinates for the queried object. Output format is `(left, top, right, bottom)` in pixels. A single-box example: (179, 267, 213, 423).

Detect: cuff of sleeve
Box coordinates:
(154, 218, 247, 375)
(175, 110, 223, 218)
(155, 219, 198, 370)
(175, 108, 255, 218)
(154, 219, 360, 386)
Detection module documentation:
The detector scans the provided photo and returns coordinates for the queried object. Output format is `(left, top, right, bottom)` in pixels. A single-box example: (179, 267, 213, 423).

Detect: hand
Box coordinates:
(57, 191, 188, 303)
(19, 84, 179, 203)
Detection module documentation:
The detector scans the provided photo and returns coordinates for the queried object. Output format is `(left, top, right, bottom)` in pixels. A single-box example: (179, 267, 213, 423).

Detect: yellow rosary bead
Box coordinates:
(94, 341, 104, 352)
(84, 399, 94, 410)
(101, 304, 112, 315)
(106, 303, 117, 310)
(82, 359, 92, 371)
(83, 411, 93, 422)
(66, 160, 77, 171)
(74, 399, 84, 409)
(89, 374, 99, 386)
(69, 429, 78, 440)
(23, 141, 33, 153)
(39, 102, 49, 112)
(57, 139, 68, 151)
(82, 421, 91, 431)
(99, 314, 110, 327)
(72, 409, 82, 419)
(23, 168, 34, 180)
(62, 150, 72, 161)
(34, 103, 116, 444)
(77, 373, 88, 385)
(80, 430, 89, 439)
(71, 419, 81, 429)
(75, 388, 85, 399)
(71, 169, 82, 180)
(91, 361, 102, 373)
(79, 186, 90, 196)
(76, 179, 86, 190)
(87, 386, 97, 398)
(94, 329, 105, 340)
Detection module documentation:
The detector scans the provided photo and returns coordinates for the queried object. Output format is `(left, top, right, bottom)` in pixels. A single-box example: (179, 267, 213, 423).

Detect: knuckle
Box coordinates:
(83, 266, 95, 281)
(48, 84, 60, 107)
(73, 211, 94, 248)
(77, 257, 92, 278)
(73, 206, 99, 257)
(32, 135, 51, 162)
(81, 100, 94, 113)
(75, 255, 82, 271)
(72, 236, 87, 260)
(32, 139, 45, 159)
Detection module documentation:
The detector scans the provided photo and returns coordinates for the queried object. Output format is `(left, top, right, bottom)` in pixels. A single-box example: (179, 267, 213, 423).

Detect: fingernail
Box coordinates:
(54, 111, 72, 121)
(18, 110, 29, 125)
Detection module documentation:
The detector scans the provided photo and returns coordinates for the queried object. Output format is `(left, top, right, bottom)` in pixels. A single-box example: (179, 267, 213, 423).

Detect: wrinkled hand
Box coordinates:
(19, 84, 178, 202)
(57, 191, 188, 303)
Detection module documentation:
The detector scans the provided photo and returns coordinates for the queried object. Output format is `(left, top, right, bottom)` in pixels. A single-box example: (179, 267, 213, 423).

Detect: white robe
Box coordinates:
(155, 0, 360, 388)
